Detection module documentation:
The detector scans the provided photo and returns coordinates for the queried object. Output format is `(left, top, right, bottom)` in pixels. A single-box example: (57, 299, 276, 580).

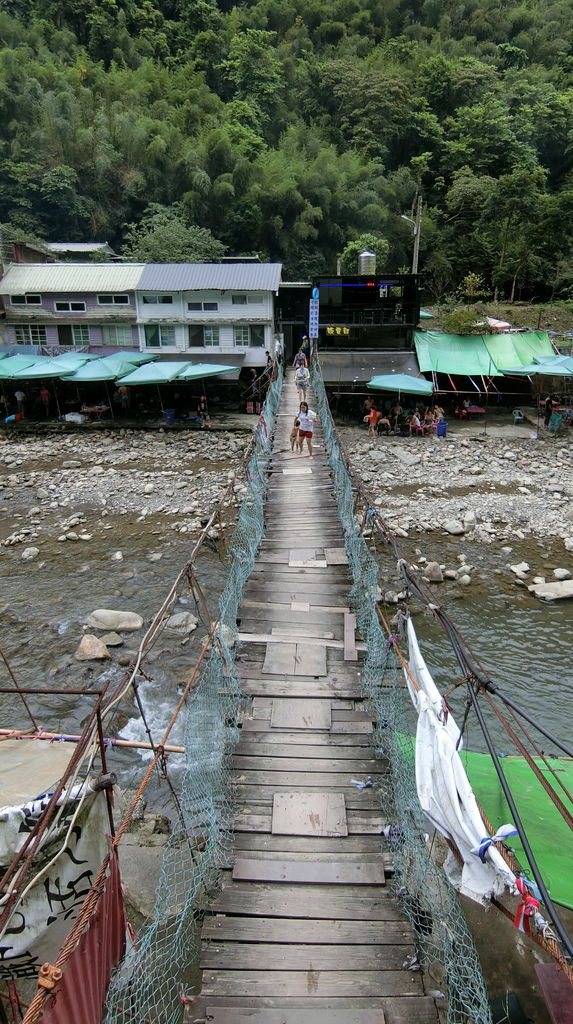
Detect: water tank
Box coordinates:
(358, 250, 376, 275)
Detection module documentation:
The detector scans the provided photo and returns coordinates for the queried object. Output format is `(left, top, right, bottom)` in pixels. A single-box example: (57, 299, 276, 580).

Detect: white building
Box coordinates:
(135, 263, 282, 367)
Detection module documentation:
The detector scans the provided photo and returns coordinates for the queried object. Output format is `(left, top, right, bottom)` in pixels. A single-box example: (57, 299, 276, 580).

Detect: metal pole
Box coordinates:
(412, 195, 422, 275)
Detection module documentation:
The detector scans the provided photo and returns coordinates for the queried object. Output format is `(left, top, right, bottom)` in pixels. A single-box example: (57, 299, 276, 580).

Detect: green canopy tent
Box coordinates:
(63, 352, 159, 417)
(482, 330, 555, 371)
(176, 363, 237, 380)
(0, 355, 42, 379)
(6, 355, 96, 418)
(368, 373, 433, 396)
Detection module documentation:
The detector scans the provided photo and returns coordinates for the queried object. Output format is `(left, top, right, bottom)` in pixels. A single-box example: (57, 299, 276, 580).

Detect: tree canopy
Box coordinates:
(1, 0, 573, 295)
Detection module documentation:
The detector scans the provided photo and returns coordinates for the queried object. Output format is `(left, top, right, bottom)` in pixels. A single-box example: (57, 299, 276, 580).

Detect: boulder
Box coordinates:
(425, 561, 444, 583)
(86, 609, 144, 631)
(554, 568, 572, 580)
(443, 519, 465, 535)
(529, 580, 573, 601)
(75, 634, 111, 661)
(21, 547, 40, 562)
(391, 448, 422, 466)
(164, 611, 199, 635)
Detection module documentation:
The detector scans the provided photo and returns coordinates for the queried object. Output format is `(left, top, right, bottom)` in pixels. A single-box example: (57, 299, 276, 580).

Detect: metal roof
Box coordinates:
(0, 263, 145, 294)
(138, 263, 282, 293)
(319, 349, 420, 383)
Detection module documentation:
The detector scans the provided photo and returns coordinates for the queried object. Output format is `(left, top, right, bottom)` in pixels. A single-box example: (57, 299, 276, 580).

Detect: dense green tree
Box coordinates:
(122, 203, 226, 261)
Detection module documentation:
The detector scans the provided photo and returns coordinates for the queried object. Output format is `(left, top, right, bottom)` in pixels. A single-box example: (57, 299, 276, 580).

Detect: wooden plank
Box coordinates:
(325, 547, 348, 564)
(232, 859, 385, 885)
(233, 834, 385, 853)
(202, 916, 410, 945)
(331, 721, 373, 734)
(240, 680, 360, 699)
(237, 728, 372, 746)
(344, 612, 358, 661)
(288, 559, 328, 568)
(270, 625, 340, 640)
(206, 1000, 437, 1022)
(272, 792, 348, 837)
(290, 602, 310, 612)
(202, 970, 421, 998)
(233, 755, 378, 773)
(263, 642, 297, 675)
(235, 742, 378, 760)
(295, 642, 327, 675)
(282, 466, 313, 475)
(239, 607, 347, 626)
(200, 942, 408, 971)
(271, 699, 332, 731)
(211, 881, 400, 920)
(206, 1008, 387, 1023)
(233, 771, 378, 787)
(242, 633, 346, 652)
(234, 786, 380, 811)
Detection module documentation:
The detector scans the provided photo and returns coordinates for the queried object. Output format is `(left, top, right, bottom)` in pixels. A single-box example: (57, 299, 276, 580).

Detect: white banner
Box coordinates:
(0, 786, 109, 980)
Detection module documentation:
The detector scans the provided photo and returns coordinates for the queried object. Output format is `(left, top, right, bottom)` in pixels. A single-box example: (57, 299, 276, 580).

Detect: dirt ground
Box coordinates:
(425, 302, 573, 339)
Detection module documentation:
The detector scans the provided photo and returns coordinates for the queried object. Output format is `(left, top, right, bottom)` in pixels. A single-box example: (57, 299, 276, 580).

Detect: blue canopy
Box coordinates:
(368, 373, 433, 396)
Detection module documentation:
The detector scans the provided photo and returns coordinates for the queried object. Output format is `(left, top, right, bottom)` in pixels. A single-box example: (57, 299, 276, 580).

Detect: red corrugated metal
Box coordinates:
(42, 853, 126, 1024)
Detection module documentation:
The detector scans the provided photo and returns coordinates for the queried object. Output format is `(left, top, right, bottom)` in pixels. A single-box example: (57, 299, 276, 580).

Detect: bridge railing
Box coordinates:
(311, 358, 493, 1024)
(103, 365, 284, 1024)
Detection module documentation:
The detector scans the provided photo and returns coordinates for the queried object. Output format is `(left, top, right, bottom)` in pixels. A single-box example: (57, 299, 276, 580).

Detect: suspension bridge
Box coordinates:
(7, 360, 571, 1024)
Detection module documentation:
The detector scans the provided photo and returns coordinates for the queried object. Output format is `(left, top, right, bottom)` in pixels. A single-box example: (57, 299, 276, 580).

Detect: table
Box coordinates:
(80, 405, 110, 420)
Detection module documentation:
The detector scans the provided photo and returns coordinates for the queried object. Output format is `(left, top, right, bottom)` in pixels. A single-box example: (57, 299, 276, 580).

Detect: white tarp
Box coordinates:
(405, 617, 516, 904)
(0, 783, 109, 980)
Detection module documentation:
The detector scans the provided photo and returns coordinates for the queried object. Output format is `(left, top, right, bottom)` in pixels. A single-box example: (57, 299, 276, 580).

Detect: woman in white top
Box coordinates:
(297, 401, 316, 457)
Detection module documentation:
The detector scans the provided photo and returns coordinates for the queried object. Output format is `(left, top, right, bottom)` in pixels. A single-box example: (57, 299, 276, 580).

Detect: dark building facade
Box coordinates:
(315, 273, 420, 351)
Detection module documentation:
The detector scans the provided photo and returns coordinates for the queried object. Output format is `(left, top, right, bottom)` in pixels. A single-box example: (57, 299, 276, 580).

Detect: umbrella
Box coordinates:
(176, 363, 237, 380)
(368, 373, 433, 396)
(64, 352, 158, 382)
(10, 355, 94, 379)
(115, 361, 194, 385)
(419, 310, 435, 319)
(0, 355, 42, 379)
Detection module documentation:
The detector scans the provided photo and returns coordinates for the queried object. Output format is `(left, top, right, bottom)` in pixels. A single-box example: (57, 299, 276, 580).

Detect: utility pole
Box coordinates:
(400, 194, 422, 274)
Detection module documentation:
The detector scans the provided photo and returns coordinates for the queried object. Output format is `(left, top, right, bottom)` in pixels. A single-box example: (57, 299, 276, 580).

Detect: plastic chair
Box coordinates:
(512, 409, 524, 425)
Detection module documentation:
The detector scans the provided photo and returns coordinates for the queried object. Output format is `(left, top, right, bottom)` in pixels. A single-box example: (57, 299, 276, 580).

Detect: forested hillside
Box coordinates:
(2, 0, 573, 296)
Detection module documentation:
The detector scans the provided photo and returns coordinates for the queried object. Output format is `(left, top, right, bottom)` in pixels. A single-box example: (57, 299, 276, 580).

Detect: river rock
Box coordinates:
(443, 519, 465, 535)
(21, 546, 40, 561)
(164, 611, 198, 635)
(75, 634, 111, 660)
(86, 609, 144, 631)
(458, 574, 472, 586)
(100, 632, 124, 647)
(529, 580, 573, 601)
(425, 561, 444, 582)
(553, 568, 572, 580)
(510, 562, 530, 575)
(392, 448, 422, 466)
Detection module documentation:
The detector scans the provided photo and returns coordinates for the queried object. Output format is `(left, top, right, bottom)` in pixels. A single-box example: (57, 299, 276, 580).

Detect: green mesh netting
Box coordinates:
(312, 360, 493, 1024)
(104, 367, 283, 1024)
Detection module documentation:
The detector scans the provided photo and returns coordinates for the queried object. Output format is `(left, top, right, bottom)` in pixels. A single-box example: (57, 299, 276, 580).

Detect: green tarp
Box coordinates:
(0, 355, 41, 378)
(414, 332, 504, 376)
(8, 354, 93, 379)
(368, 373, 433, 395)
(483, 331, 554, 370)
(65, 352, 157, 382)
(414, 330, 555, 376)
(462, 750, 573, 911)
(116, 361, 194, 384)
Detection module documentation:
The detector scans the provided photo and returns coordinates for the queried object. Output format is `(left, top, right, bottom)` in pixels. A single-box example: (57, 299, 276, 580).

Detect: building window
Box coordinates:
(233, 326, 250, 347)
(232, 295, 247, 305)
(233, 325, 264, 347)
(55, 300, 86, 312)
(187, 301, 219, 311)
(145, 324, 176, 347)
(11, 294, 42, 305)
(102, 325, 134, 346)
(232, 294, 262, 305)
(204, 326, 220, 347)
(14, 325, 47, 344)
(72, 325, 90, 345)
(97, 294, 129, 305)
(188, 325, 220, 347)
(142, 294, 173, 304)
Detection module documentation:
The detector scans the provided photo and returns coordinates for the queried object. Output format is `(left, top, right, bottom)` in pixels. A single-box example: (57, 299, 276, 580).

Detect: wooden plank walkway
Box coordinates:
(198, 371, 439, 1024)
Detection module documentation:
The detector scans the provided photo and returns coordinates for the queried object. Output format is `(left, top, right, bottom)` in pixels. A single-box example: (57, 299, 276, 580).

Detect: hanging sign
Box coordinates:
(309, 298, 319, 339)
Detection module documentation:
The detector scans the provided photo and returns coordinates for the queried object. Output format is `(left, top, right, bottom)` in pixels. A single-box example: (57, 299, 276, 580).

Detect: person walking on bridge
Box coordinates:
(296, 400, 316, 457)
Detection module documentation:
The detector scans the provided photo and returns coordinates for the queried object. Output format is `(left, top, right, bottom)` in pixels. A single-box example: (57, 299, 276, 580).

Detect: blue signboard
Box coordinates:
(309, 297, 320, 339)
